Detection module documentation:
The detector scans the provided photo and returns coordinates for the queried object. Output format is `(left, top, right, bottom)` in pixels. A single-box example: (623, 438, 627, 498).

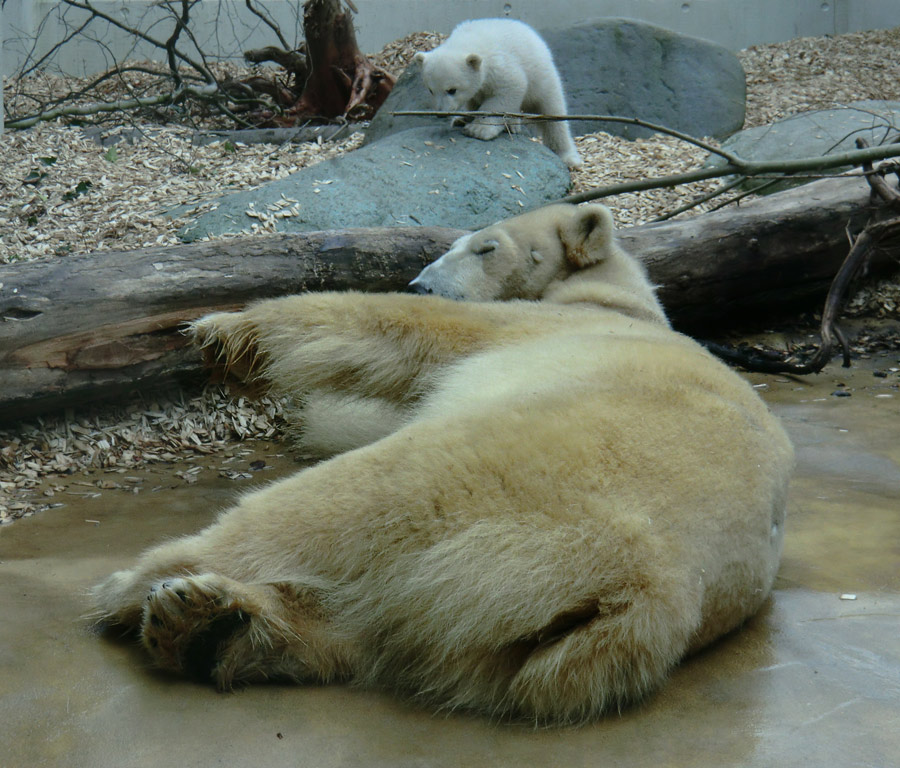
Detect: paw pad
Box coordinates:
(141, 576, 251, 682)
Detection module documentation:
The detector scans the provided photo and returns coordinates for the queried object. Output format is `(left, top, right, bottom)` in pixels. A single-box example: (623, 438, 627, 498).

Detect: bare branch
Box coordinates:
(857, 137, 900, 210)
(5, 84, 219, 130)
(14, 15, 94, 81)
(651, 176, 746, 222)
(704, 215, 900, 373)
(395, 110, 900, 205)
(7, 0, 391, 130)
(161, 0, 193, 88)
(395, 109, 741, 163)
(59, 0, 213, 80)
(244, 0, 291, 51)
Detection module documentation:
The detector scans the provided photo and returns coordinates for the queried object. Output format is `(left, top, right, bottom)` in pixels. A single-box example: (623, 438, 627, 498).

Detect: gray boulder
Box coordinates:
(180, 126, 570, 242)
(709, 100, 900, 192)
(365, 17, 745, 145)
(364, 58, 431, 145)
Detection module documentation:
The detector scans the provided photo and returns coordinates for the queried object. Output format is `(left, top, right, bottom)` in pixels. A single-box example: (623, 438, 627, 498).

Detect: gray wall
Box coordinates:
(3, 0, 900, 78)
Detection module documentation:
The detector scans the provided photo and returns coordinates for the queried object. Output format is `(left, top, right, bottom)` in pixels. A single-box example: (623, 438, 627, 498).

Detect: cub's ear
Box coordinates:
(465, 53, 482, 71)
(558, 204, 616, 268)
(413, 51, 427, 64)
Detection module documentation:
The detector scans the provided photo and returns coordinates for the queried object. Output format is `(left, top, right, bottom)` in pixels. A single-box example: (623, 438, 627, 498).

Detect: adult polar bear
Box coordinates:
(91, 204, 793, 725)
(415, 19, 583, 168)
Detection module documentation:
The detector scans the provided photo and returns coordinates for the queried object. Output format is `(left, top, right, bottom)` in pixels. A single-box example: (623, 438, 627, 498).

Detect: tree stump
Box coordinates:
(244, 0, 395, 125)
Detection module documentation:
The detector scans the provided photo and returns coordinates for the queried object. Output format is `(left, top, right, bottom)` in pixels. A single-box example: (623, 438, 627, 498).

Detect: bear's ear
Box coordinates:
(465, 53, 482, 71)
(558, 205, 616, 269)
(413, 51, 427, 64)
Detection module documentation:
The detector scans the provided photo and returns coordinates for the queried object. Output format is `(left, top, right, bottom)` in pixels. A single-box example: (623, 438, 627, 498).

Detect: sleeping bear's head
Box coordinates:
(409, 204, 618, 302)
(414, 49, 485, 112)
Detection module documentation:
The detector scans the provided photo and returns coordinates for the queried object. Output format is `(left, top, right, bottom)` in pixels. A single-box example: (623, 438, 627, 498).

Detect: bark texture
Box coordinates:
(244, 0, 395, 125)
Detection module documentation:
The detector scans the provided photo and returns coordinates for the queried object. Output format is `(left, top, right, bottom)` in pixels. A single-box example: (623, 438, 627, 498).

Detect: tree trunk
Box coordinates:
(247, 0, 395, 125)
(1, 174, 898, 421)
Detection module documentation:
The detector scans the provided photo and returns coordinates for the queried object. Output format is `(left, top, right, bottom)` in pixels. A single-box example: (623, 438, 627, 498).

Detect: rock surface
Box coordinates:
(365, 17, 746, 145)
(180, 126, 570, 242)
(709, 100, 900, 191)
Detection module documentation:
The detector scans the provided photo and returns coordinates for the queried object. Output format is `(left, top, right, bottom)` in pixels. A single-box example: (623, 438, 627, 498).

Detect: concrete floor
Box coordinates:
(2, 355, 898, 768)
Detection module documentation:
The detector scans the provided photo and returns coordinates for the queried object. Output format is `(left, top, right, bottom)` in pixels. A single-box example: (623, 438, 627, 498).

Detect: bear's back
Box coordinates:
(445, 18, 552, 63)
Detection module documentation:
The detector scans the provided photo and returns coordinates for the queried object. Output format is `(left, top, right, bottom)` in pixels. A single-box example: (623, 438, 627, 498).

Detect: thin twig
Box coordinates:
(703, 178, 783, 214)
(13, 15, 94, 81)
(652, 176, 747, 222)
(245, 0, 291, 51)
(59, 0, 214, 81)
(395, 109, 900, 205)
(564, 143, 900, 204)
(395, 109, 741, 163)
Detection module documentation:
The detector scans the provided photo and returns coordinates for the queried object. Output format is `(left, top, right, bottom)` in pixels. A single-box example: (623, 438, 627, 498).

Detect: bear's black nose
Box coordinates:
(408, 282, 432, 295)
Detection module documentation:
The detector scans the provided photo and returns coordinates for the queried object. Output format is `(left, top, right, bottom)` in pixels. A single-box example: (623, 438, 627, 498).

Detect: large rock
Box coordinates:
(365, 17, 745, 145)
(709, 100, 900, 192)
(180, 126, 570, 242)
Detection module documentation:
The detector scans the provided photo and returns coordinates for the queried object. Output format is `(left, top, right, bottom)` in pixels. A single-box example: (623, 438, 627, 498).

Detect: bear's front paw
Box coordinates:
(464, 121, 505, 141)
(562, 150, 583, 169)
(142, 574, 252, 685)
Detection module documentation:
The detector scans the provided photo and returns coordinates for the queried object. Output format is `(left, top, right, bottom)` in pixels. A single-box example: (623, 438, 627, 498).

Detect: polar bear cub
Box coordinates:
(415, 18, 582, 168)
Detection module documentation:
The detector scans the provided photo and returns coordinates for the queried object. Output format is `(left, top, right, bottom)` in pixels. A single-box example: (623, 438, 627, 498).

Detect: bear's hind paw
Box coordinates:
(141, 574, 253, 685)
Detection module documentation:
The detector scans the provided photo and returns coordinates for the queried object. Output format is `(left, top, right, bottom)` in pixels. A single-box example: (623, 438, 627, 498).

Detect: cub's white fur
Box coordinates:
(414, 19, 582, 168)
(91, 204, 792, 725)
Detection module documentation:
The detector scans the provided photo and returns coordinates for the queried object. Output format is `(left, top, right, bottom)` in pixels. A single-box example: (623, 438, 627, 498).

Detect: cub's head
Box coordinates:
(410, 204, 620, 302)
(414, 49, 485, 111)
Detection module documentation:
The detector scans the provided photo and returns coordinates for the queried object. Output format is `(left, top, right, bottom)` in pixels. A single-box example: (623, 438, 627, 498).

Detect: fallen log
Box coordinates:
(0, 227, 465, 421)
(1, 174, 898, 421)
(622, 173, 897, 322)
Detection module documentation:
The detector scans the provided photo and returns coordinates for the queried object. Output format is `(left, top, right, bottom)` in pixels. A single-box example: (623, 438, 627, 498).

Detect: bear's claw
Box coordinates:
(141, 574, 251, 682)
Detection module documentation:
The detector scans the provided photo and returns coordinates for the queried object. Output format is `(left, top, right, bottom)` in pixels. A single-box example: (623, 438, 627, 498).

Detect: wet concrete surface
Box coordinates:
(2, 355, 898, 767)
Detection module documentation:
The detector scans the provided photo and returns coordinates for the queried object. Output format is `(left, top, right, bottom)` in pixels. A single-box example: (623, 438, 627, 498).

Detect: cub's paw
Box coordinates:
(464, 121, 505, 141)
(141, 574, 252, 685)
(562, 151, 583, 170)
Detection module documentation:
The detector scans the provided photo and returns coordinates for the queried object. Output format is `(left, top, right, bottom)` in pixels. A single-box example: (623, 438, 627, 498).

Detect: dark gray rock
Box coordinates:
(709, 100, 900, 192)
(365, 17, 745, 146)
(544, 18, 745, 140)
(364, 59, 432, 145)
(180, 125, 570, 242)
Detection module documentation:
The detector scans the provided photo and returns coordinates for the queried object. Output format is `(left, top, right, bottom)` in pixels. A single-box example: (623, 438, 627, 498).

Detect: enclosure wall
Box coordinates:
(2, 0, 899, 78)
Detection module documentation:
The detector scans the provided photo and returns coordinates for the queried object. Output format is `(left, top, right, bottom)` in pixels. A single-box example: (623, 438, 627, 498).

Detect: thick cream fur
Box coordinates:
(414, 19, 582, 168)
(91, 204, 793, 725)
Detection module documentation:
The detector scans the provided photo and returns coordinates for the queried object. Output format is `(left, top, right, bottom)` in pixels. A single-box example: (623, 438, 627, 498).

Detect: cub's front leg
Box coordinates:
(464, 80, 527, 141)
